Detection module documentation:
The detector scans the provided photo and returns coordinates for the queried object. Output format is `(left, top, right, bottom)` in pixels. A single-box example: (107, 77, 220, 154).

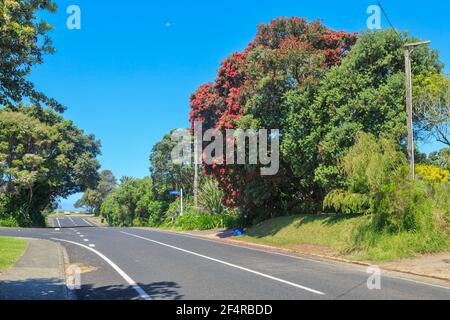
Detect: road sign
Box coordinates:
(169, 191, 182, 196)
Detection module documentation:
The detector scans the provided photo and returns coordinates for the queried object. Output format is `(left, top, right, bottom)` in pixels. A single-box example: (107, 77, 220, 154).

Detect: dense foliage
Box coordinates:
(75, 170, 117, 215)
(188, 18, 442, 223)
(0, 107, 100, 226)
(0, 0, 64, 112)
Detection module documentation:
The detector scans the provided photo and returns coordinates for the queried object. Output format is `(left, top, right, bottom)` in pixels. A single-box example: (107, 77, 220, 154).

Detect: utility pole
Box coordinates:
(404, 40, 431, 179)
(193, 131, 199, 209)
(180, 188, 184, 216)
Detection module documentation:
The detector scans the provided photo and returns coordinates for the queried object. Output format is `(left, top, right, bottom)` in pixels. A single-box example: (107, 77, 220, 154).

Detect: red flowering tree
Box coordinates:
(189, 17, 357, 217)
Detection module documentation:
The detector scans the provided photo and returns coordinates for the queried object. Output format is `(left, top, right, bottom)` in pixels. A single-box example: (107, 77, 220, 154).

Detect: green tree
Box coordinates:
(0, 106, 100, 226)
(299, 30, 441, 195)
(0, 0, 63, 112)
(100, 176, 164, 227)
(428, 148, 450, 171)
(74, 189, 102, 214)
(75, 170, 116, 215)
(150, 131, 193, 203)
(414, 74, 450, 146)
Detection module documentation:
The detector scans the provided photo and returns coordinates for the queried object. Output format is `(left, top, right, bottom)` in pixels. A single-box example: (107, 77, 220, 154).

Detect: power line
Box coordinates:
(377, 0, 402, 39)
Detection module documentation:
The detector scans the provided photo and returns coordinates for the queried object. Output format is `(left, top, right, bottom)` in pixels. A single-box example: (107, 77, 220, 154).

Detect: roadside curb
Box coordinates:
(143, 227, 450, 284)
(0, 237, 73, 300)
(59, 242, 76, 300)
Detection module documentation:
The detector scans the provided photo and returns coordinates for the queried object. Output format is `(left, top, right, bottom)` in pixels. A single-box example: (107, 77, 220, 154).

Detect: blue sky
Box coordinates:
(32, 1, 450, 209)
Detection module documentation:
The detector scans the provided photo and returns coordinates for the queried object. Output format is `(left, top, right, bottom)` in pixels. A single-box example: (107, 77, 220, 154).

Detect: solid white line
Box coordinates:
(82, 218, 94, 227)
(142, 229, 450, 291)
(51, 238, 151, 300)
(120, 231, 325, 295)
(56, 218, 61, 228)
(143, 228, 336, 267)
(68, 217, 76, 225)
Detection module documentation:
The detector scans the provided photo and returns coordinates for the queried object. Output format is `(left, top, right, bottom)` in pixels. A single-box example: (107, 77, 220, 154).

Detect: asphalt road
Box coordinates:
(1, 216, 449, 300)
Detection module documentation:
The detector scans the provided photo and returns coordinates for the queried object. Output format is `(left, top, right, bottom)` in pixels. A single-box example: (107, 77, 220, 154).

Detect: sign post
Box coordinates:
(180, 188, 183, 216)
(169, 190, 184, 216)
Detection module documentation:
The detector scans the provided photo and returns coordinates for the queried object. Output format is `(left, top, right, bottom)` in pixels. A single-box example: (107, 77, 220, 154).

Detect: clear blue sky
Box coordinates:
(32, 1, 450, 210)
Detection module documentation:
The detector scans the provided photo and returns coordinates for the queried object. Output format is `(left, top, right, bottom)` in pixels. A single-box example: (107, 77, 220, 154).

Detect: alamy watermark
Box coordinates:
(367, 4, 382, 30)
(66, 264, 81, 290)
(366, 266, 382, 290)
(67, 5, 81, 30)
(171, 122, 280, 176)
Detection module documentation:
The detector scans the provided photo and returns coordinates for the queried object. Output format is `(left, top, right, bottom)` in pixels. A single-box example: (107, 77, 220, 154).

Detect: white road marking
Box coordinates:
(51, 238, 151, 300)
(54, 228, 60, 231)
(147, 228, 336, 267)
(80, 235, 84, 238)
(68, 217, 76, 225)
(89, 244, 96, 248)
(84, 239, 89, 242)
(82, 218, 94, 227)
(56, 218, 61, 228)
(136, 229, 450, 291)
(120, 231, 325, 296)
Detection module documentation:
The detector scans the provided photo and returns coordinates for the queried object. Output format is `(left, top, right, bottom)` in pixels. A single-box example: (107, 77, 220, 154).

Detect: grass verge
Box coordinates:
(235, 215, 449, 262)
(0, 237, 28, 269)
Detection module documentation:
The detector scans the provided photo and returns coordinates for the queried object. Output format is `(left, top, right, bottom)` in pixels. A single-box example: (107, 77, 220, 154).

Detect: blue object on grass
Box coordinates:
(234, 229, 244, 236)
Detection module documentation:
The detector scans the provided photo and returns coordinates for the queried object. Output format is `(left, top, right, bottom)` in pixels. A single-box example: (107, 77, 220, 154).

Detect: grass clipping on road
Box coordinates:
(0, 237, 28, 269)
(235, 215, 449, 262)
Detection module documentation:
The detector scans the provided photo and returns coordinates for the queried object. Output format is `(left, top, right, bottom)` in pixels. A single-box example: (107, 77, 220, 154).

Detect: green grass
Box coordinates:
(0, 237, 28, 269)
(236, 214, 449, 262)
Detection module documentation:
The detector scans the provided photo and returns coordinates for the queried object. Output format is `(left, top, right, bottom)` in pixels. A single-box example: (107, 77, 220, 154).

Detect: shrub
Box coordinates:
(198, 178, 229, 215)
(416, 164, 450, 184)
(0, 216, 19, 228)
(166, 212, 239, 231)
(323, 190, 371, 214)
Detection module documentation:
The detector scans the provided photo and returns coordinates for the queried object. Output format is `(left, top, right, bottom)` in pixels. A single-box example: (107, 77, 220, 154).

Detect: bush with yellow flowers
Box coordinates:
(416, 164, 450, 184)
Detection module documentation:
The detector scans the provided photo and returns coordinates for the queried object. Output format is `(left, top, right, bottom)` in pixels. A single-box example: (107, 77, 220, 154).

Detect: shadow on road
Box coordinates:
(0, 278, 67, 300)
(77, 281, 184, 300)
(0, 278, 184, 300)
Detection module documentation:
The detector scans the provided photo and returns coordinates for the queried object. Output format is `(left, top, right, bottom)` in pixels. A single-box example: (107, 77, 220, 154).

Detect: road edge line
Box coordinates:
(51, 237, 151, 300)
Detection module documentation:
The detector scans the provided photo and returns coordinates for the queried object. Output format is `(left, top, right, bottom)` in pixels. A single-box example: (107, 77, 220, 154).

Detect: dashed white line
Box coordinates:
(89, 244, 96, 248)
(120, 231, 325, 296)
(51, 238, 151, 300)
(83, 239, 89, 242)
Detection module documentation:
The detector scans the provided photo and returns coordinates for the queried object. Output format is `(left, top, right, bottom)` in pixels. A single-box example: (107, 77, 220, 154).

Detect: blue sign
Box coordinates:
(169, 191, 181, 196)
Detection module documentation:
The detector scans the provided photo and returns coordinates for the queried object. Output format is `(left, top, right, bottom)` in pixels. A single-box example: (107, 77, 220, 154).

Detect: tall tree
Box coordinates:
(75, 170, 117, 215)
(149, 131, 194, 203)
(0, 106, 100, 226)
(0, 0, 63, 112)
(414, 74, 450, 146)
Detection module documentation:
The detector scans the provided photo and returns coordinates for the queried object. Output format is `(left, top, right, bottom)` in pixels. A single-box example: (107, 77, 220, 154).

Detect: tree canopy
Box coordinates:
(0, 0, 64, 112)
(188, 18, 443, 220)
(0, 106, 101, 226)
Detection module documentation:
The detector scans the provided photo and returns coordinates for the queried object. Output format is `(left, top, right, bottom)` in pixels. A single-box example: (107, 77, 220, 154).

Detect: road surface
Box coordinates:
(0, 216, 449, 300)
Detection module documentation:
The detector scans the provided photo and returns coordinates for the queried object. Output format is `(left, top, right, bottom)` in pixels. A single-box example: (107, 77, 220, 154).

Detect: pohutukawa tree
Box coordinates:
(189, 17, 357, 218)
(189, 17, 442, 221)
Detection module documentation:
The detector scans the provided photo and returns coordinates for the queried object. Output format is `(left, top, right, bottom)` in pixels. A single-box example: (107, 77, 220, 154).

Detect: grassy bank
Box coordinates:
(0, 237, 28, 269)
(236, 215, 449, 262)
